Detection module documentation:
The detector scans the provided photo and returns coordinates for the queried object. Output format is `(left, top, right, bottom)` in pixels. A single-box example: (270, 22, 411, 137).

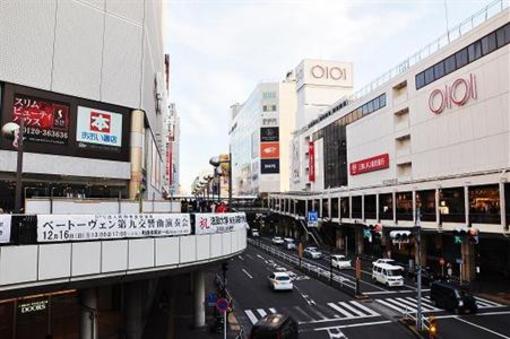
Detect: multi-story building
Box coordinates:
(0, 0, 168, 211)
(270, 2, 510, 285)
(230, 59, 353, 196)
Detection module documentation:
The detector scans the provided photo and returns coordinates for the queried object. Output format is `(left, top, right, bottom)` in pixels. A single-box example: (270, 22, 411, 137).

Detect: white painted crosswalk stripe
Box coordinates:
(376, 295, 504, 315)
(269, 308, 277, 313)
(327, 302, 355, 319)
(256, 309, 267, 318)
(350, 301, 380, 317)
(244, 310, 259, 324)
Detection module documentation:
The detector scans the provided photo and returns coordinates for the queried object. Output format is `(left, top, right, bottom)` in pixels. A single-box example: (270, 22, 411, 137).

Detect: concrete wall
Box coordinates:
(0, 228, 247, 292)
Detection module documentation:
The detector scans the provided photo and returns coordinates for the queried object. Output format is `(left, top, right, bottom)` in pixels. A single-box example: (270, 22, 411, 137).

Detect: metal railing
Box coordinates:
(403, 306, 431, 331)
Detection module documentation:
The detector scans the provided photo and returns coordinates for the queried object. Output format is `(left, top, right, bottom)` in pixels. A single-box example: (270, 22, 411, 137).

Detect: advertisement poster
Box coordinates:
(37, 213, 191, 242)
(195, 212, 248, 235)
(12, 95, 70, 145)
(0, 215, 11, 243)
(261, 159, 280, 174)
(260, 142, 279, 159)
(76, 106, 123, 149)
(260, 127, 279, 142)
(350, 153, 389, 175)
(308, 141, 315, 182)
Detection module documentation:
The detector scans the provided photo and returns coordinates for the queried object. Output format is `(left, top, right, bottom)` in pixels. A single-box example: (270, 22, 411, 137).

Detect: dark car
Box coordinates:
(250, 313, 298, 339)
(430, 281, 477, 314)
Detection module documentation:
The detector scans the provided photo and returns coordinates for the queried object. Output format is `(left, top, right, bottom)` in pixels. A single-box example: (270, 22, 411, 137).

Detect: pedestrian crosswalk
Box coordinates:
(243, 300, 380, 325)
(375, 295, 504, 314)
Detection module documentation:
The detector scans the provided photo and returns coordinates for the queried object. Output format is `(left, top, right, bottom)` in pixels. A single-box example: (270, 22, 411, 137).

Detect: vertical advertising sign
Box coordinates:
(308, 141, 315, 182)
(12, 95, 70, 145)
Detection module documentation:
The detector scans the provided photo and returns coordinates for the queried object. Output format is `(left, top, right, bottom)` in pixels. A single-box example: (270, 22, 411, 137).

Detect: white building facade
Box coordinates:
(270, 4, 510, 284)
(0, 0, 169, 209)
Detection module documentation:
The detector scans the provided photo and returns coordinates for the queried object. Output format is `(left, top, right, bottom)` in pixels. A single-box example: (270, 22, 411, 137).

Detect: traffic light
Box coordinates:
(428, 316, 438, 338)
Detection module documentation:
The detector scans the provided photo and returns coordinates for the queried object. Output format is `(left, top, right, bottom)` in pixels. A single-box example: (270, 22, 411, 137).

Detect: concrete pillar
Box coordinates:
(129, 109, 145, 200)
(125, 282, 143, 339)
(355, 228, 364, 255)
(336, 229, 344, 250)
(415, 234, 427, 268)
(194, 270, 206, 328)
(461, 241, 476, 283)
(80, 288, 98, 339)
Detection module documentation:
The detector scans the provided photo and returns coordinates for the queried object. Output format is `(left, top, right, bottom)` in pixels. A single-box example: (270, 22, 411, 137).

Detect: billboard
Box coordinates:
(260, 127, 279, 142)
(12, 95, 70, 145)
(350, 153, 389, 175)
(261, 159, 280, 174)
(76, 106, 122, 149)
(308, 141, 315, 182)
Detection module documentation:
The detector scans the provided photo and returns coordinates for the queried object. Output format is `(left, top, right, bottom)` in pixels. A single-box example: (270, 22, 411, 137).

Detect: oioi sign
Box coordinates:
(428, 73, 477, 114)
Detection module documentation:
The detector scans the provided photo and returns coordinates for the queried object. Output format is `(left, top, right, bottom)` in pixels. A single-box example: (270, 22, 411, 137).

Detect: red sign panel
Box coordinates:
(350, 153, 389, 175)
(12, 95, 70, 145)
(89, 111, 111, 133)
(308, 141, 315, 182)
(260, 142, 279, 159)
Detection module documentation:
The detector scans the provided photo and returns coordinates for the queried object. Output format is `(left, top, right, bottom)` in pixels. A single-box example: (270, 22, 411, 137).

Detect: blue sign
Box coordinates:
(307, 211, 318, 227)
(207, 292, 217, 307)
(216, 298, 229, 312)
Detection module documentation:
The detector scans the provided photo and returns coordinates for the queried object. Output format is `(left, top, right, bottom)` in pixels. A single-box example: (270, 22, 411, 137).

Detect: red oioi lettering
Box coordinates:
(428, 73, 477, 114)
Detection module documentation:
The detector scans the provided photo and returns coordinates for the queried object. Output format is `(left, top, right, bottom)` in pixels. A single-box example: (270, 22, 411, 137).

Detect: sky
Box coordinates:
(165, 0, 497, 194)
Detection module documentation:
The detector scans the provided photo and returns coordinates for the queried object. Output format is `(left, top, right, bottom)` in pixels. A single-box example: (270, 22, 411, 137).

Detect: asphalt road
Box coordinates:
(227, 238, 510, 339)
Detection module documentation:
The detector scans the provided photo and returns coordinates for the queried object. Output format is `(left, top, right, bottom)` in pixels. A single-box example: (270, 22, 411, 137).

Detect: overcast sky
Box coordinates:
(165, 0, 495, 194)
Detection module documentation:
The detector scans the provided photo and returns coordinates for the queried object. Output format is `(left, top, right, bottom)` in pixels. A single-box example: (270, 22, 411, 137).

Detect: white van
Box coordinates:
(372, 263, 404, 287)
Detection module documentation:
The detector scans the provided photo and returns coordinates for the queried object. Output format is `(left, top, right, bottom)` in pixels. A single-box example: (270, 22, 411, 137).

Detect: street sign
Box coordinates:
(207, 292, 217, 307)
(307, 211, 318, 227)
(216, 298, 229, 312)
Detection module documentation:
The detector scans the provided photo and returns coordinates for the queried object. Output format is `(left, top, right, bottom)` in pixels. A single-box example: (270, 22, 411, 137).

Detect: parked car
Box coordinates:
(250, 313, 298, 339)
(372, 258, 405, 271)
(331, 254, 351, 269)
(268, 272, 293, 291)
(251, 228, 260, 237)
(284, 238, 296, 250)
(272, 236, 284, 245)
(372, 263, 404, 287)
(303, 247, 322, 259)
(430, 281, 477, 314)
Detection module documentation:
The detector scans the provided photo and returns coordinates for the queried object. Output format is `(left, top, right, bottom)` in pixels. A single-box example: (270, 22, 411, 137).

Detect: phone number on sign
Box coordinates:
(25, 127, 68, 139)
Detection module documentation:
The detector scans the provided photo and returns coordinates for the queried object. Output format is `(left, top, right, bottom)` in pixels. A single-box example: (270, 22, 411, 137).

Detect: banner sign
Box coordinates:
(308, 141, 315, 182)
(261, 159, 280, 174)
(0, 215, 11, 244)
(195, 212, 247, 235)
(260, 142, 279, 159)
(350, 153, 389, 175)
(260, 127, 279, 142)
(37, 213, 191, 242)
(76, 106, 123, 148)
(13, 95, 70, 145)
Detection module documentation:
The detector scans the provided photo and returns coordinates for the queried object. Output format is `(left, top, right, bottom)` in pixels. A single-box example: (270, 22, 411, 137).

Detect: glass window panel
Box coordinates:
(439, 187, 465, 223)
(469, 184, 500, 224)
(379, 94, 386, 107)
(373, 96, 380, 110)
(416, 190, 436, 222)
(367, 100, 374, 113)
(444, 55, 456, 74)
(496, 27, 506, 48)
(468, 41, 482, 62)
(434, 62, 445, 79)
(504, 23, 510, 44)
(379, 193, 393, 220)
(416, 72, 425, 89)
(455, 48, 468, 68)
(424, 67, 434, 84)
(481, 32, 497, 55)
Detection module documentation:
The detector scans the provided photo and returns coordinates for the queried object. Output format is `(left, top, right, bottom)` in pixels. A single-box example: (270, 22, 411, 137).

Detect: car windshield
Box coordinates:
(387, 269, 402, 276)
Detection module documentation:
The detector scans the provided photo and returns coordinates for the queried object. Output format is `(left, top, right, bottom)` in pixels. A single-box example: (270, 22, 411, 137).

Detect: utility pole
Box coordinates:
(415, 207, 423, 331)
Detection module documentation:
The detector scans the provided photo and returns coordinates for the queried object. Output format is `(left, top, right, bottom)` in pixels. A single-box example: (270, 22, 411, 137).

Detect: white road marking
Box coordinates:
(241, 268, 253, 279)
(327, 303, 355, 319)
(244, 310, 258, 324)
(375, 299, 410, 313)
(364, 289, 430, 295)
(350, 301, 380, 317)
(314, 320, 392, 331)
(474, 296, 504, 308)
(269, 308, 277, 313)
(238, 255, 244, 261)
(455, 317, 510, 339)
(327, 328, 348, 339)
(293, 305, 315, 322)
(256, 309, 267, 318)
(338, 301, 366, 317)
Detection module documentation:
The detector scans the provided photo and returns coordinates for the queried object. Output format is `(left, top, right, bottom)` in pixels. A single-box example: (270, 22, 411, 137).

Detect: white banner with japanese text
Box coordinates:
(37, 213, 191, 242)
(195, 213, 248, 235)
(0, 215, 11, 244)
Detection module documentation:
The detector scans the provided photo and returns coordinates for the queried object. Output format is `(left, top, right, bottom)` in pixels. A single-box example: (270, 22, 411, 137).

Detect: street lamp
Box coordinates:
(1, 120, 24, 213)
(209, 153, 232, 209)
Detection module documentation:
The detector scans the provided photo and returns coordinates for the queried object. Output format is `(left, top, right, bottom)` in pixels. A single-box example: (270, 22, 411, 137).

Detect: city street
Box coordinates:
(227, 240, 510, 339)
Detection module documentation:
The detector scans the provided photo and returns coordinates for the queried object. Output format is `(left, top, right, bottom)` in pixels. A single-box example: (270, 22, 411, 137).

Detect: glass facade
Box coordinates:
(331, 198, 339, 218)
(396, 192, 413, 221)
(364, 195, 377, 219)
(439, 187, 465, 223)
(469, 184, 500, 224)
(340, 197, 349, 218)
(416, 190, 436, 222)
(352, 196, 362, 219)
(379, 193, 393, 220)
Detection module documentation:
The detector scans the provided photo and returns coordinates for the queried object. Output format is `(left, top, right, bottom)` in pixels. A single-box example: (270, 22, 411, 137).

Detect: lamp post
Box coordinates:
(209, 153, 232, 209)
(1, 119, 24, 213)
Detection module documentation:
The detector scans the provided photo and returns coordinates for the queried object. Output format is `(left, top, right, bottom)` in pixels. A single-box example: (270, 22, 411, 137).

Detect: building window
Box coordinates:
(468, 41, 482, 62)
(364, 195, 377, 219)
(424, 67, 434, 85)
(352, 196, 362, 219)
(322, 198, 329, 218)
(271, 105, 277, 111)
(481, 32, 497, 55)
(396, 192, 413, 221)
(262, 105, 268, 112)
(469, 184, 500, 224)
(439, 187, 465, 223)
(434, 62, 445, 79)
(455, 48, 468, 68)
(331, 198, 339, 219)
(444, 55, 456, 74)
(506, 183, 510, 228)
(416, 72, 425, 89)
(379, 193, 393, 220)
(416, 190, 436, 222)
(340, 197, 350, 219)
(297, 200, 305, 216)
